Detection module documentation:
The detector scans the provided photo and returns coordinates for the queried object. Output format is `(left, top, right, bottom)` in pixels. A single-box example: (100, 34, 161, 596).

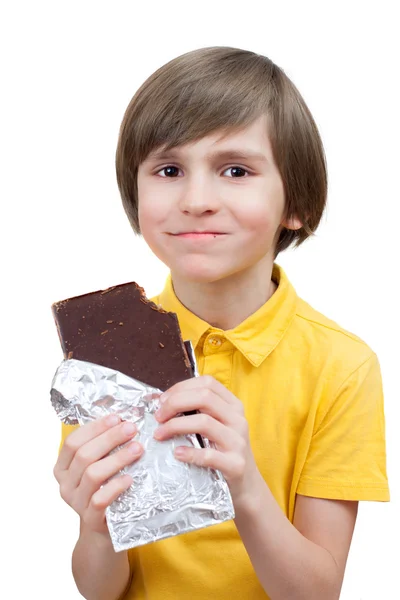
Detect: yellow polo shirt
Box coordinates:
(59, 263, 389, 600)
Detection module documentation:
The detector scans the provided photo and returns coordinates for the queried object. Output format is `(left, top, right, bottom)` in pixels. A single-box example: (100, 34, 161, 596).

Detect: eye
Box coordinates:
(222, 166, 250, 178)
(157, 166, 182, 178)
(156, 165, 250, 178)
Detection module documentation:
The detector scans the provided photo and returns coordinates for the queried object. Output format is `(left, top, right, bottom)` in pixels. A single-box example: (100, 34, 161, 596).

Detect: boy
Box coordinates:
(54, 46, 389, 600)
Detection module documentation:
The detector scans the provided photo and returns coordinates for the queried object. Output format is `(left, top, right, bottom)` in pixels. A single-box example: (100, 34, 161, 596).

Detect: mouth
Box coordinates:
(170, 232, 227, 239)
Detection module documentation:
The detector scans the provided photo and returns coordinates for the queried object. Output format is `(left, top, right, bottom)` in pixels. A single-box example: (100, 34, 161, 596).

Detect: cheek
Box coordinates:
(137, 190, 173, 262)
(238, 177, 285, 233)
(138, 200, 157, 230)
(138, 203, 165, 252)
(137, 182, 168, 233)
(235, 203, 280, 238)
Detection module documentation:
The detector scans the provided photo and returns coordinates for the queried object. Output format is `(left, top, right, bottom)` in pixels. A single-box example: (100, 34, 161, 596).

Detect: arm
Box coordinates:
(72, 522, 131, 600)
(233, 352, 388, 598)
(234, 479, 358, 600)
(54, 417, 143, 600)
(154, 375, 368, 600)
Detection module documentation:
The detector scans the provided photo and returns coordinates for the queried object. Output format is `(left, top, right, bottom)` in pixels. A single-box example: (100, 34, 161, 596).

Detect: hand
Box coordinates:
(53, 415, 143, 536)
(153, 375, 261, 506)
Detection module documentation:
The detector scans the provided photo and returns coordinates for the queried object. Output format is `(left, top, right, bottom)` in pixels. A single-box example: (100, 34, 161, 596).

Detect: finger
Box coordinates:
(67, 420, 138, 490)
(78, 441, 143, 509)
(161, 375, 239, 407)
(174, 446, 244, 482)
(154, 413, 239, 451)
(83, 473, 133, 532)
(156, 387, 236, 426)
(55, 414, 122, 474)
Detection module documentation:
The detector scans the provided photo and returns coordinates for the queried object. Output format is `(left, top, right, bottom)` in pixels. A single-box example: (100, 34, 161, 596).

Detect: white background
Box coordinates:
(1, 1, 398, 598)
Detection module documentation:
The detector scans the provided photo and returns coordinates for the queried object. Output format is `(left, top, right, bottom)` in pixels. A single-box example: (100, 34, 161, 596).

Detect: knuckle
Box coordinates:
(159, 422, 170, 436)
(74, 446, 90, 468)
(167, 397, 178, 413)
(91, 491, 107, 511)
(202, 448, 213, 466)
(199, 388, 212, 404)
(185, 449, 196, 465)
(199, 413, 212, 428)
(84, 463, 100, 486)
(202, 375, 214, 387)
(64, 436, 79, 455)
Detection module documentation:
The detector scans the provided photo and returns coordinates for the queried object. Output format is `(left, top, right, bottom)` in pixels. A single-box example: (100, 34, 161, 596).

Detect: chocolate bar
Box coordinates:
(52, 282, 193, 392)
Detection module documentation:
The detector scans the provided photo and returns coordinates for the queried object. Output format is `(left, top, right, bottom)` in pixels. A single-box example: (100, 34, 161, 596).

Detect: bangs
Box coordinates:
(116, 46, 327, 255)
(124, 48, 276, 166)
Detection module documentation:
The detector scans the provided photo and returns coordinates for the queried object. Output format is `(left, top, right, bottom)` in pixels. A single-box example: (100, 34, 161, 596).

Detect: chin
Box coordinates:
(170, 255, 244, 284)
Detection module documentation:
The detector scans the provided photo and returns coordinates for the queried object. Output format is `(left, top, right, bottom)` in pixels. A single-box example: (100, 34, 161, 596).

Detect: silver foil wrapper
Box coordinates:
(51, 357, 235, 552)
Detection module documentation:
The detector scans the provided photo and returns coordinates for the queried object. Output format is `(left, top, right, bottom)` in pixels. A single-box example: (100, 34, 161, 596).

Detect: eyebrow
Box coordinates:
(146, 148, 268, 164)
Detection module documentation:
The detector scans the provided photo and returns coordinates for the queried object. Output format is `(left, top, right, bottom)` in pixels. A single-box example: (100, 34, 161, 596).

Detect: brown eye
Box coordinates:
(158, 166, 181, 177)
(223, 167, 249, 178)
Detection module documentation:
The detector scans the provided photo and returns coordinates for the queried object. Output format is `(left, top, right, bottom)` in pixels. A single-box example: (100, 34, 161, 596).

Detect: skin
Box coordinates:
(137, 114, 302, 329)
(54, 415, 141, 600)
(54, 115, 358, 600)
(138, 114, 358, 598)
(154, 377, 358, 599)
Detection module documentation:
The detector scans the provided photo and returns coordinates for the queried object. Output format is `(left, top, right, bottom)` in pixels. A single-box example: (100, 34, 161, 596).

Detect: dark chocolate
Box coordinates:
(52, 282, 193, 392)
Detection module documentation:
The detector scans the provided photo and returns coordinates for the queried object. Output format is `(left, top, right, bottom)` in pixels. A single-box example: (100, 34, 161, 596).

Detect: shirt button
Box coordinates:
(208, 336, 222, 347)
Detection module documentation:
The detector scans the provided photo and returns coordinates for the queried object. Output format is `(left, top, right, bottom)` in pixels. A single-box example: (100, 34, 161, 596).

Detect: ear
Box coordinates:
(281, 215, 303, 231)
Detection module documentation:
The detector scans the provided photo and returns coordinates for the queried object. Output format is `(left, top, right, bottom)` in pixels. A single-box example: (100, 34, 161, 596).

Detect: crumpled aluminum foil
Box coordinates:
(50, 356, 235, 552)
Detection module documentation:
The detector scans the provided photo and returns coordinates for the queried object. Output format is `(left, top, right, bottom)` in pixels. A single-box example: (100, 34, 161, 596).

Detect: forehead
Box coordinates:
(145, 115, 273, 164)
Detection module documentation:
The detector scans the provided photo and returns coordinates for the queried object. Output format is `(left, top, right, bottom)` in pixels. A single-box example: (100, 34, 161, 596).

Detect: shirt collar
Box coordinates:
(158, 263, 298, 367)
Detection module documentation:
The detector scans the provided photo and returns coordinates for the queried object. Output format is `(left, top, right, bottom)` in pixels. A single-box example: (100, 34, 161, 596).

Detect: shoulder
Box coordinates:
(295, 296, 367, 346)
(291, 299, 387, 491)
(291, 295, 377, 379)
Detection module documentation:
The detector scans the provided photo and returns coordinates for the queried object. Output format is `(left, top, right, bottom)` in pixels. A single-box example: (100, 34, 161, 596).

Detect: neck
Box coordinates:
(171, 257, 277, 331)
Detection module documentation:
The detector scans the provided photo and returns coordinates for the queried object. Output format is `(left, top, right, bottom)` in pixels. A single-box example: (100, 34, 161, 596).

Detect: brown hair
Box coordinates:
(115, 46, 327, 256)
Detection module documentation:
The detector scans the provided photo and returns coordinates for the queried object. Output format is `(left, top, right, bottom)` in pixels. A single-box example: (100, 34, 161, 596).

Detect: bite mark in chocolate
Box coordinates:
(52, 281, 193, 391)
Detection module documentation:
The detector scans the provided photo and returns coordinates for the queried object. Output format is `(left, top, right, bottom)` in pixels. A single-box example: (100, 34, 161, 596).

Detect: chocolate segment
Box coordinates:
(52, 282, 193, 391)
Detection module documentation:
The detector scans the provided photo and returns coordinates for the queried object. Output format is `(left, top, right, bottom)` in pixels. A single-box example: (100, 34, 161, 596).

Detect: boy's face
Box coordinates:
(137, 115, 301, 284)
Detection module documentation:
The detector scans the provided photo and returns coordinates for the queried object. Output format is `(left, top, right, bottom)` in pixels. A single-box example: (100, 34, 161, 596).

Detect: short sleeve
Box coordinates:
(297, 353, 390, 501)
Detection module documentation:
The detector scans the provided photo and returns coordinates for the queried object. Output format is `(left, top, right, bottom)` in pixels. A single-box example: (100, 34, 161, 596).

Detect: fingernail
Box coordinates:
(107, 414, 120, 426)
(174, 447, 186, 458)
(122, 422, 136, 435)
(160, 393, 168, 404)
(153, 427, 163, 439)
(128, 442, 142, 455)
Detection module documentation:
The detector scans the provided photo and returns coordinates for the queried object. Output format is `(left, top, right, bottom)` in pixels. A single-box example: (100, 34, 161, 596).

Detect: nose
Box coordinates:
(178, 175, 220, 215)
